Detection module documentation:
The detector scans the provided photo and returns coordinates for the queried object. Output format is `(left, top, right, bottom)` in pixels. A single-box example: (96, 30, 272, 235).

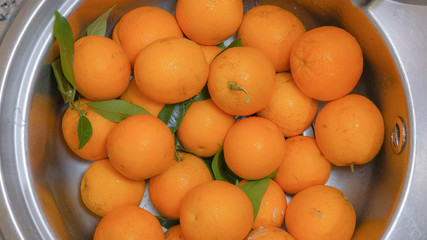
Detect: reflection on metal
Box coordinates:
(391, 116, 407, 154)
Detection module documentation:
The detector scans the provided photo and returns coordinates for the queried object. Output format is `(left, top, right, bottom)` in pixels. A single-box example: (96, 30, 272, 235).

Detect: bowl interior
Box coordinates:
(23, 0, 408, 239)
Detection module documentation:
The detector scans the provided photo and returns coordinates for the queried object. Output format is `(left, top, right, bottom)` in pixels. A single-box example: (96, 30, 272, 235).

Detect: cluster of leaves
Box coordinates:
(52, 7, 271, 229)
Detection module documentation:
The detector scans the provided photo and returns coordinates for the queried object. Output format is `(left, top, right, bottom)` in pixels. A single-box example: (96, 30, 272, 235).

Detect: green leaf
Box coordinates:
(191, 85, 210, 102)
(86, 4, 116, 36)
(239, 177, 270, 220)
(211, 148, 241, 183)
(157, 101, 189, 134)
(214, 38, 242, 61)
(51, 58, 75, 104)
(217, 42, 226, 50)
(85, 99, 150, 122)
(53, 10, 76, 88)
(156, 216, 180, 229)
(77, 115, 92, 149)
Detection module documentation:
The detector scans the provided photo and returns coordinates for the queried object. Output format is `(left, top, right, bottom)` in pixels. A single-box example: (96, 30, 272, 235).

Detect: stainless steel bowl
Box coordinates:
(0, 0, 426, 239)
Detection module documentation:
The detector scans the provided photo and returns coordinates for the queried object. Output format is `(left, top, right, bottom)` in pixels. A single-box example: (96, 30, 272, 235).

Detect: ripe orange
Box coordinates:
(180, 180, 253, 240)
(165, 225, 185, 240)
(274, 136, 331, 195)
(176, 99, 235, 157)
(224, 116, 286, 180)
(93, 205, 165, 240)
(314, 94, 384, 167)
(175, 0, 243, 45)
(73, 35, 130, 101)
(134, 37, 209, 104)
(119, 79, 165, 117)
(257, 72, 318, 137)
(245, 226, 295, 240)
(80, 159, 145, 217)
(290, 26, 363, 101)
(208, 47, 276, 116)
(200, 45, 222, 65)
(61, 98, 116, 161)
(113, 6, 183, 67)
(238, 4, 306, 72)
(285, 185, 356, 240)
(241, 179, 287, 228)
(107, 114, 175, 180)
(149, 152, 213, 219)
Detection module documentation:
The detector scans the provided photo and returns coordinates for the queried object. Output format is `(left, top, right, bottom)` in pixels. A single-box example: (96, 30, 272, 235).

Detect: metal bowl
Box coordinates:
(0, 0, 426, 239)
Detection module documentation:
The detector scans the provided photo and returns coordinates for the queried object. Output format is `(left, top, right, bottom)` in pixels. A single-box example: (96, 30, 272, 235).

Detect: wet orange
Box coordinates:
(257, 72, 318, 137)
(208, 47, 276, 116)
(238, 4, 306, 72)
(175, 0, 243, 45)
(107, 114, 175, 180)
(134, 37, 209, 104)
(285, 185, 356, 240)
(177, 99, 235, 157)
(224, 116, 286, 180)
(245, 226, 295, 240)
(73, 35, 130, 101)
(80, 159, 145, 217)
(165, 225, 185, 240)
(290, 26, 363, 101)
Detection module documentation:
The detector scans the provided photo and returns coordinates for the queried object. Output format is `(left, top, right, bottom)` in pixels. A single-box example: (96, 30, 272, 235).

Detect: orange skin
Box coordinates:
(223, 116, 286, 180)
(285, 185, 356, 240)
(175, 0, 243, 45)
(290, 26, 363, 101)
(93, 205, 165, 240)
(245, 226, 295, 240)
(180, 180, 253, 240)
(148, 152, 213, 219)
(61, 98, 116, 161)
(176, 99, 235, 157)
(119, 79, 165, 117)
(73, 35, 130, 101)
(107, 114, 175, 180)
(241, 179, 287, 229)
(134, 37, 209, 104)
(314, 94, 384, 166)
(238, 4, 306, 72)
(165, 225, 185, 240)
(208, 47, 276, 116)
(114, 6, 183, 67)
(257, 72, 318, 137)
(80, 159, 145, 217)
(274, 136, 331, 195)
(200, 45, 222, 65)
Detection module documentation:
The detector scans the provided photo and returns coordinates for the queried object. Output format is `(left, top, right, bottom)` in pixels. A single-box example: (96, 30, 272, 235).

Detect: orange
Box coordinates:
(238, 4, 306, 72)
(93, 205, 165, 240)
(134, 37, 209, 104)
(80, 159, 145, 217)
(165, 225, 185, 240)
(208, 47, 276, 116)
(257, 72, 318, 137)
(175, 0, 243, 45)
(274, 136, 331, 195)
(245, 226, 295, 240)
(180, 180, 253, 240)
(107, 114, 175, 180)
(224, 116, 286, 180)
(176, 99, 235, 157)
(200, 45, 222, 65)
(61, 98, 116, 161)
(285, 185, 356, 240)
(149, 152, 213, 219)
(120, 79, 165, 117)
(290, 26, 363, 101)
(314, 94, 384, 167)
(241, 179, 287, 228)
(113, 6, 183, 67)
(73, 35, 130, 101)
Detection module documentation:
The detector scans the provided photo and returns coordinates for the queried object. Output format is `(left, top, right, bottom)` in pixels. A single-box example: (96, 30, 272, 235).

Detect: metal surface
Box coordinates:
(0, 0, 425, 239)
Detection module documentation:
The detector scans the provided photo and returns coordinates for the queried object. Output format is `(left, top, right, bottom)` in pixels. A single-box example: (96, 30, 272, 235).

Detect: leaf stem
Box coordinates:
(228, 81, 250, 104)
